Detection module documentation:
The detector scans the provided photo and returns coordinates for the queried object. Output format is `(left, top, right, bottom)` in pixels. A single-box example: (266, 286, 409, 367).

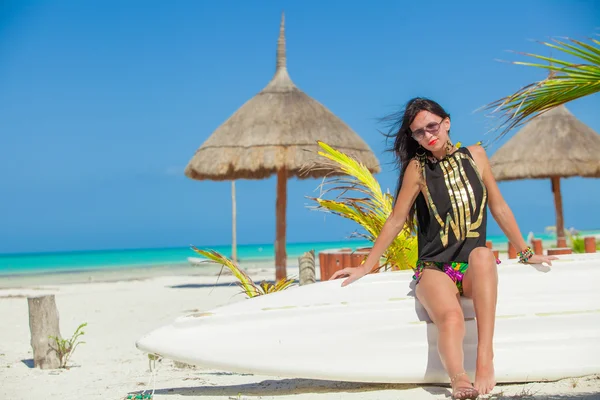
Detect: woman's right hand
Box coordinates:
(328, 265, 370, 287)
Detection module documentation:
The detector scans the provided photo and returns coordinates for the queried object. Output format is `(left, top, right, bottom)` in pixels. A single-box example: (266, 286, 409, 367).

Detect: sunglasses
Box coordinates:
(411, 118, 445, 141)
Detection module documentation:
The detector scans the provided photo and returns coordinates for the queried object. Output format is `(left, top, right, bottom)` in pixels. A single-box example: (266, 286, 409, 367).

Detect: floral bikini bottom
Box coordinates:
(413, 259, 501, 295)
(413, 260, 469, 295)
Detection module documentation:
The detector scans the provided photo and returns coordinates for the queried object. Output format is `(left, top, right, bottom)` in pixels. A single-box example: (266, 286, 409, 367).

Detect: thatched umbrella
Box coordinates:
(184, 13, 380, 280)
(490, 105, 600, 244)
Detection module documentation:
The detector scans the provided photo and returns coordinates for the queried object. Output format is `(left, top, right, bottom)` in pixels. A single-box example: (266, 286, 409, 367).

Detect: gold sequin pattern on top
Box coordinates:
(421, 152, 487, 248)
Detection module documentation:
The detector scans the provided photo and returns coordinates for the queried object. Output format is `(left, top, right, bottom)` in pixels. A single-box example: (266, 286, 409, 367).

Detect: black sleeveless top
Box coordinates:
(414, 147, 487, 263)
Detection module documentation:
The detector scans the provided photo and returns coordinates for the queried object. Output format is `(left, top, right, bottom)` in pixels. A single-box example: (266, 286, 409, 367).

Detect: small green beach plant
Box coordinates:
(49, 322, 87, 368)
(566, 231, 586, 253)
(306, 141, 417, 271)
(190, 246, 296, 298)
(545, 226, 589, 253)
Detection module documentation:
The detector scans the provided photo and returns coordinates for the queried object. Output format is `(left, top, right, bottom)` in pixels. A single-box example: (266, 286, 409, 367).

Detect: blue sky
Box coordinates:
(1, 0, 599, 254)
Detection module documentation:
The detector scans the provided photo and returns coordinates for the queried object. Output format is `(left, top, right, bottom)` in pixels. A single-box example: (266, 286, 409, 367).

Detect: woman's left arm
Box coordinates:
(469, 145, 557, 266)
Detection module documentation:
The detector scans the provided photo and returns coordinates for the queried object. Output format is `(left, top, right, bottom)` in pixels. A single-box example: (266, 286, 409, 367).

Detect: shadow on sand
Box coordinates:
(131, 378, 418, 397)
(167, 282, 239, 289)
(129, 377, 600, 399)
(167, 279, 299, 290)
(485, 394, 600, 399)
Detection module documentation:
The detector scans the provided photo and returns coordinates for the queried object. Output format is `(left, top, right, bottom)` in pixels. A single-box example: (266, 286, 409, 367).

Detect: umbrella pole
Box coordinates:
(231, 180, 237, 263)
(551, 176, 565, 246)
(275, 168, 287, 281)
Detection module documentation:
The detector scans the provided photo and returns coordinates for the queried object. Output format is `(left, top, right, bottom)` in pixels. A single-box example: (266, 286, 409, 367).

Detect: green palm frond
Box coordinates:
(308, 141, 417, 270)
(190, 246, 296, 298)
(260, 278, 296, 294)
(316, 141, 391, 217)
(485, 36, 600, 141)
(191, 246, 260, 297)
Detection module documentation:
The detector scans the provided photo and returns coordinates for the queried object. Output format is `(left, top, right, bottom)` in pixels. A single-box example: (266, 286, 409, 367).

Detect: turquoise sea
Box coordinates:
(0, 240, 372, 276)
(0, 232, 594, 277)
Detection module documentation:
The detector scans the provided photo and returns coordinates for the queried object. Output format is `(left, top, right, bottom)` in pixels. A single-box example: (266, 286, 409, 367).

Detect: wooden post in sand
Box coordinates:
(532, 239, 543, 255)
(508, 242, 517, 259)
(299, 250, 316, 285)
(584, 237, 596, 253)
(27, 295, 62, 369)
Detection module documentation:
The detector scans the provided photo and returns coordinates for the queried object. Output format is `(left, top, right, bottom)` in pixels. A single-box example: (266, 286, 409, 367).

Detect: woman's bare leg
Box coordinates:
(463, 247, 498, 395)
(416, 268, 475, 396)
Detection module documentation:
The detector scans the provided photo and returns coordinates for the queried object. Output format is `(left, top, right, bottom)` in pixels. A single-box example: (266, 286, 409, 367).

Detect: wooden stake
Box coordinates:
(27, 295, 62, 369)
(584, 237, 596, 253)
(299, 250, 316, 285)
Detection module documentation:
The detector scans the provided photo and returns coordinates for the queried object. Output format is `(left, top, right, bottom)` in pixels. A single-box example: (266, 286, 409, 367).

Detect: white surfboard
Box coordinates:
(136, 253, 600, 384)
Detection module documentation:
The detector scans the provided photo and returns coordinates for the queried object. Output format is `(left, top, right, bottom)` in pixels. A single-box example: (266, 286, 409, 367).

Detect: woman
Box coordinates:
(329, 98, 557, 399)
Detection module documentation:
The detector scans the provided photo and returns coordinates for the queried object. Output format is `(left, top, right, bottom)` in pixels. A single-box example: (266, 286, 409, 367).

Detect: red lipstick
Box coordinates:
(428, 138, 438, 146)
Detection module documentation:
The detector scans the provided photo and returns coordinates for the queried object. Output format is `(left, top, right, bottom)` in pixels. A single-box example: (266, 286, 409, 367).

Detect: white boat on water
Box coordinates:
(187, 257, 204, 266)
(137, 253, 600, 384)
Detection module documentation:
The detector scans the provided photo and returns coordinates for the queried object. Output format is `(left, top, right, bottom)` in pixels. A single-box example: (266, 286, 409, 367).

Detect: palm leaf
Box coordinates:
(316, 141, 390, 213)
(190, 246, 262, 297)
(484, 36, 600, 141)
(260, 278, 297, 294)
(308, 141, 418, 270)
(190, 246, 296, 298)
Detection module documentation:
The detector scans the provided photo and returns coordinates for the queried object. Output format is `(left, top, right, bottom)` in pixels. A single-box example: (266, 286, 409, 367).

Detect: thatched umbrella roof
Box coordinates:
(185, 13, 380, 279)
(490, 105, 600, 180)
(184, 13, 380, 181)
(490, 105, 600, 243)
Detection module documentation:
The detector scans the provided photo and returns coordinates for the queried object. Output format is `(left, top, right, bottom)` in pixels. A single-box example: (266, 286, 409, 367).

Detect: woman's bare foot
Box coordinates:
(450, 372, 479, 400)
(474, 350, 496, 395)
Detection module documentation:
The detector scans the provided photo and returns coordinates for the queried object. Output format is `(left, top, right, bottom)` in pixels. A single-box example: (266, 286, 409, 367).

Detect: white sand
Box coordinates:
(1, 265, 599, 400)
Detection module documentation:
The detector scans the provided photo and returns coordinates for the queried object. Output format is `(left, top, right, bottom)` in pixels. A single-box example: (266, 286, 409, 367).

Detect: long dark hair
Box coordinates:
(382, 97, 451, 230)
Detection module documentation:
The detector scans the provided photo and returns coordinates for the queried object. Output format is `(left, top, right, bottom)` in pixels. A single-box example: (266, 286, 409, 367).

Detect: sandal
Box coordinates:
(450, 372, 479, 400)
